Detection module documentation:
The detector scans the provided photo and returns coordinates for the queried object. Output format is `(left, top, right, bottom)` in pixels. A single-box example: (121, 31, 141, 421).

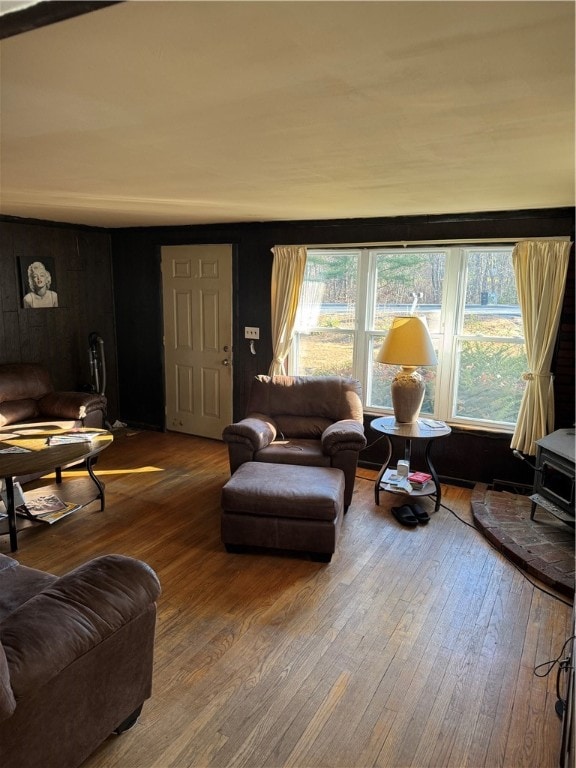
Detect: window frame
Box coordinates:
(289, 242, 525, 433)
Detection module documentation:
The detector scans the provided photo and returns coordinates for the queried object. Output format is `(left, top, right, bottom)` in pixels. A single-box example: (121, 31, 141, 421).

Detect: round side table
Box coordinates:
(370, 416, 451, 511)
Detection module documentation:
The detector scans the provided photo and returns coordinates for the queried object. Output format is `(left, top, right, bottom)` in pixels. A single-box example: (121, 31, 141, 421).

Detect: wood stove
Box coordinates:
(530, 429, 575, 526)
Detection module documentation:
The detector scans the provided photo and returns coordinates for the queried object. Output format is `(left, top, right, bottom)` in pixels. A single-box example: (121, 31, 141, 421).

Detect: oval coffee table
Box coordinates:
(0, 427, 113, 551)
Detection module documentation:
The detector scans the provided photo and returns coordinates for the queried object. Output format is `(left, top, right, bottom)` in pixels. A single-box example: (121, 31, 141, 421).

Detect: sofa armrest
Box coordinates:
(222, 413, 277, 452)
(0, 555, 160, 712)
(38, 391, 107, 421)
(321, 419, 367, 456)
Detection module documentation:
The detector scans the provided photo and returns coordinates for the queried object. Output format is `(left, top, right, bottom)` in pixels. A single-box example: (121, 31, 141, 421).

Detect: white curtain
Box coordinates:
(269, 245, 307, 376)
(510, 239, 571, 455)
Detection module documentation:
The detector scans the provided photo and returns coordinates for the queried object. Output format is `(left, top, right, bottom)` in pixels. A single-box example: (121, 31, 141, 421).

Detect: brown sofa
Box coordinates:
(0, 553, 161, 768)
(222, 375, 367, 509)
(0, 363, 107, 431)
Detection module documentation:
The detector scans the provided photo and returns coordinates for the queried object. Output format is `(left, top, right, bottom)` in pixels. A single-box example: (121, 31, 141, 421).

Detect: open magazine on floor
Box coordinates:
(15, 493, 81, 524)
(31, 503, 81, 525)
(18, 493, 68, 515)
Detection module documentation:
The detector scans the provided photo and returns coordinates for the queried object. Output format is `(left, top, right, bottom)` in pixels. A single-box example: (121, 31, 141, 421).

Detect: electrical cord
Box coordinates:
(353, 474, 574, 607)
(437, 499, 574, 607)
(534, 635, 575, 679)
(534, 634, 575, 717)
(355, 471, 574, 716)
(361, 432, 389, 452)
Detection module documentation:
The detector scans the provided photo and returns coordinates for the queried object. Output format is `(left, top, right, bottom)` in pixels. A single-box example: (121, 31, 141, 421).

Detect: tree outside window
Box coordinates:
(291, 245, 526, 430)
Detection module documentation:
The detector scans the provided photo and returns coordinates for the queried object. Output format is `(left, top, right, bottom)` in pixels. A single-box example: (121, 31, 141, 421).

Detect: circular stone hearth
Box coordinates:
(471, 484, 574, 598)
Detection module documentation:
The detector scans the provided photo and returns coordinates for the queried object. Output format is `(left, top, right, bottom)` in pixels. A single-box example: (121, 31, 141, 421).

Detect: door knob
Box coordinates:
(222, 358, 230, 366)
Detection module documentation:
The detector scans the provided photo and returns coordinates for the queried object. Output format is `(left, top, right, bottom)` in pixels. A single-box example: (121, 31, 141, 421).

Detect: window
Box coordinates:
(291, 245, 527, 431)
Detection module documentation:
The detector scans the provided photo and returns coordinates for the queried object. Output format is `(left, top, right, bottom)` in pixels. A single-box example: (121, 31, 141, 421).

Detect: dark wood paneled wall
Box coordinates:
(110, 207, 575, 487)
(0, 218, 119, 422)
(1, 209, 572, 486)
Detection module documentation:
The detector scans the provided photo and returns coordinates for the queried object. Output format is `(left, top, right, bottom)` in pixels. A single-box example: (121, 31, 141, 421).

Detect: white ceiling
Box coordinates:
(0, 1, 42, 15)
(0, 1, 574, 228)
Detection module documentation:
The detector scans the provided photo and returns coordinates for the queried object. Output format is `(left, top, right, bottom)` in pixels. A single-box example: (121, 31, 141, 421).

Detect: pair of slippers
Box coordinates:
(391, 503, 430, 527)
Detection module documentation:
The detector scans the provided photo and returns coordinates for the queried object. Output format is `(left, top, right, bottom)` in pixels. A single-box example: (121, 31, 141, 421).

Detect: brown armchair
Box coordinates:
(222, 375, 367, 509)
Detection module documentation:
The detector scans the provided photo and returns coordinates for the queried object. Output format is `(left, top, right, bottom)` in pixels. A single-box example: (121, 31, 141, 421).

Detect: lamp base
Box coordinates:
(391, 367, 425, 423)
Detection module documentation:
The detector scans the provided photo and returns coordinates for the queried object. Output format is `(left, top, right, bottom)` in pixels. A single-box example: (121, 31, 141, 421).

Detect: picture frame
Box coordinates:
(19, 256, 59, 309)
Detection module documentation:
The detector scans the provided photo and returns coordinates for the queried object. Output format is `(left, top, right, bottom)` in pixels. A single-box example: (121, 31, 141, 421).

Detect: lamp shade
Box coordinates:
(376, 316, 437, 367)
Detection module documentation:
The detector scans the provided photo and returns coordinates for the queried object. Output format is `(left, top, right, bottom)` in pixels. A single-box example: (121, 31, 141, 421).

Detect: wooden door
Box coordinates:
(161, 245, 232, 439)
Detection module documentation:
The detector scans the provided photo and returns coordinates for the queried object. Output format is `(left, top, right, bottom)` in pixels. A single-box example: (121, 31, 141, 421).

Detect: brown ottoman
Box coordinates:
(221, 462, 345, 562)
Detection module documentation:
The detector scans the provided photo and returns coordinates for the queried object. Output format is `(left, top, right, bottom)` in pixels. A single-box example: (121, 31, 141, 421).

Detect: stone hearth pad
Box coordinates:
(471, 483, 574, 598)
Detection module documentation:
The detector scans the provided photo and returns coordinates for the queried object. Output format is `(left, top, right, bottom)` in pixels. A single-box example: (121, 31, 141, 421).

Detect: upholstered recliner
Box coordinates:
(222, 375, 367, 509)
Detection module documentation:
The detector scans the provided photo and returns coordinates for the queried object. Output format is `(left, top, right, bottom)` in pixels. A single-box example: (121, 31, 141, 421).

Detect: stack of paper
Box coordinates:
(380, 469, 412, 494)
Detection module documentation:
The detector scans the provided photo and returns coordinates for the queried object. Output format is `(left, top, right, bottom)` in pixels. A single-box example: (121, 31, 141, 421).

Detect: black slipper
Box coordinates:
(408, 503, 430, 524)
(391, 505, 419, 527)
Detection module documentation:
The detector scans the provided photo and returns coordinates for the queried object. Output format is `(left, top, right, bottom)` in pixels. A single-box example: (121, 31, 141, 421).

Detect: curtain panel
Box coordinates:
(269, 245, 307, 376)
(510, 239, 571, 455)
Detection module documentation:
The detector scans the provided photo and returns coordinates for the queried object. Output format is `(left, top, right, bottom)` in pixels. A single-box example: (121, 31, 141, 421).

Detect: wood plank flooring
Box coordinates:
(2, 430, 572, 768)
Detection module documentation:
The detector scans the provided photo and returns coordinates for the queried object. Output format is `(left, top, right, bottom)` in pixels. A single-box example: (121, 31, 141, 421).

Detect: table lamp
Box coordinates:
(376, 315, 438, 423)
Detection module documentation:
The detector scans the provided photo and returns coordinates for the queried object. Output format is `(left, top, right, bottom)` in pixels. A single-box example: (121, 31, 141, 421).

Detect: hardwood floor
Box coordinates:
(3, 430, 572, 768)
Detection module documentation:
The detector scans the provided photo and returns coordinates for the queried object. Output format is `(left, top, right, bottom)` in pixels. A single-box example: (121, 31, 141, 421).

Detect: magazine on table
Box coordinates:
(0, 444, 32, 454)
(380, 469, 412, 493)
(45, 432, 99, 445)
(418, 419, 447, 430)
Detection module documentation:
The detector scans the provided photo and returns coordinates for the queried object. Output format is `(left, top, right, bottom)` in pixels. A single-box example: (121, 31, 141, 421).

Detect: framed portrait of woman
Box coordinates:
(19, 257, 59, 309)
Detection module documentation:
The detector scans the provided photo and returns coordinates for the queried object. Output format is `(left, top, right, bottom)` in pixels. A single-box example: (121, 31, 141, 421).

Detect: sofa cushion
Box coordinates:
(0, 364, 53, 404)
(256, 439, 330, 468)
(0, 400, 39, 428)
(222, 462, 344, 521)
(39, 392, 107, 420)
(0, 560, 56, 621)
(247, 375, 364, 422)
(274, 415, 333, 438)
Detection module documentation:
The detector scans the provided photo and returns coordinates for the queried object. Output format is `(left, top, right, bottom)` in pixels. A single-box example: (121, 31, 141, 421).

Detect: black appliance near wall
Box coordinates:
(559, 616, 575, 768)
(110, 207, 574, 487)
(529, 429, 575, 524)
